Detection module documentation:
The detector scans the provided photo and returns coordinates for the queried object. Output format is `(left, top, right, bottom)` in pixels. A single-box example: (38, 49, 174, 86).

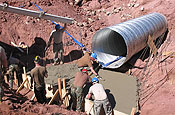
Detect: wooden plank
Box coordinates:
(62, 78, 69, 107)
(63, 78, 66, 91)
(4, 74, 8, 83)
(14, 71, 18, 85)
(30, 94, 35, 101)
(16, 77, 28, 94)
(162, 51, 175, 58)
(130, 107, 136, 115)
(48, 78, 62, 105)
(58, 78, 62, 100)
(11, 41, 24, 53)
(85, 99, 94, 115)
(23, 67, 29, 89)
(48, 89, 60, 105)
(147, 35, 158, 56)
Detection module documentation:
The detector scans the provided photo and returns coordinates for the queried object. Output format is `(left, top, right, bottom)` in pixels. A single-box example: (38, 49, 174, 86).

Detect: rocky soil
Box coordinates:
(0, 0, 175, 115)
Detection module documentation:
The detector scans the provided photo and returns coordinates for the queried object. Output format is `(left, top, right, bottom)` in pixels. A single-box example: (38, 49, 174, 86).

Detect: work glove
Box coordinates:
(96, 74, 105, 81)
(96, 75, 102, 79)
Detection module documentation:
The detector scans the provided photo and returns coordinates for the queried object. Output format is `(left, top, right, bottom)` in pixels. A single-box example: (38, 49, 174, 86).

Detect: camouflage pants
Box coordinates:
(8, 64, 19, 88)
(53, 42, 64, 63)
(71, 86, 83, 112)
(94, 98, 112, 115)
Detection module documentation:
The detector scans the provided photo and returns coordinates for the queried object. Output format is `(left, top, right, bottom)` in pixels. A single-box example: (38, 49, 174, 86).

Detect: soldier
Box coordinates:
(0, 46, 8, 103)
(8, 56, 25, 89)
(87, 77, 112, 115)
(30, 56, 48, 104)
(71, 69, 91, 112)
(47, 24, 67, 65)
(74, 48, 98, 76)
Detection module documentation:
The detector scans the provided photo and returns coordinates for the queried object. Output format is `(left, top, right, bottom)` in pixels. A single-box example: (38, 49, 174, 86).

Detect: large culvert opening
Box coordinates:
(92, 28, 127, 56)
(92, 28, 128, 68)
(92, 13, 168, 68)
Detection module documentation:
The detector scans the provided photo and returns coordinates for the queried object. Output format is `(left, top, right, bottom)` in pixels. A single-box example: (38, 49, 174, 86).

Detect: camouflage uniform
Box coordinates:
(71, 71, 91, 112)
(0, 46, 8, 102)
(71, 85, 83, 112)
(8, 57, 21, 89)
(8, 64, 19, 88)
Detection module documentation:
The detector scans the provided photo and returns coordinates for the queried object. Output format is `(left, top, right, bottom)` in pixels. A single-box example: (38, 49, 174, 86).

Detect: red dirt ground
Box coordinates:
(0, 0, 175, 115)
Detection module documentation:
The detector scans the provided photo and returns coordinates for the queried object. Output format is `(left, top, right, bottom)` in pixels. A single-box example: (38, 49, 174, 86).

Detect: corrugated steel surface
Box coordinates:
(92, 13, 168, 68)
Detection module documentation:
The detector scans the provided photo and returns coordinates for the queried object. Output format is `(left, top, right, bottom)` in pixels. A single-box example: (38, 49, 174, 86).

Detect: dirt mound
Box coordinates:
(0, 83, 86, 115)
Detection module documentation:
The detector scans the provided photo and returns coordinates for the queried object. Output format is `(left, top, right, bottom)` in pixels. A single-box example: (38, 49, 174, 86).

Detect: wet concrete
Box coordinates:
(97, 69, 137, 114)
(45, 64, 137, 114)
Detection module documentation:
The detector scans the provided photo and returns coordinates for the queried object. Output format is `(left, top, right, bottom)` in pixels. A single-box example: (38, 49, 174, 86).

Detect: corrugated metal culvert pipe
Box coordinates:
(92, 13, 168, 68)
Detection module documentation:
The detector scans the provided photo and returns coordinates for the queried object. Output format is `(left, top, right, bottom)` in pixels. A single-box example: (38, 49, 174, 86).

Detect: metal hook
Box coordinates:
(2, 2, 8, 10)
(39, 11, 45, 18)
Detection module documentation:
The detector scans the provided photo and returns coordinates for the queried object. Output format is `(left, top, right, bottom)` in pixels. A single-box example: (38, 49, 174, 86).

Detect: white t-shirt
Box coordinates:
(88, 83, 107, 100)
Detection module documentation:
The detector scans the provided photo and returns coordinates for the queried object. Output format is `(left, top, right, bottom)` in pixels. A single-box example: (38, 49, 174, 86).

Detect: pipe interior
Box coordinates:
(92, 28, 127, 57)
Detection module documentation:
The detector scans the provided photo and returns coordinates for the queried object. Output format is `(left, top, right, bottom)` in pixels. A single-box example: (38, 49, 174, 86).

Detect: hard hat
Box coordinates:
(34, 56, 41, 63)
(92, 77, 99, 83)
(91, 53, 97, 59)
(55, 24, 60, 30)
(81, 69, 88, 75)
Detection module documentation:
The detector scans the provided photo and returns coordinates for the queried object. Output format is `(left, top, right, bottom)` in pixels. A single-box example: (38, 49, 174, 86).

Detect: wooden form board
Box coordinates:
(147, 35, 158, 55)
(85, 99, 94, 115)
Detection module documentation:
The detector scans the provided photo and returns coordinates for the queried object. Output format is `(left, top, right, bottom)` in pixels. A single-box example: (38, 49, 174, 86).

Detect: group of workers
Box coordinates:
(0, 45, 25, 101)
(0, 23, 113, 115)
(71, 68, 112, 115)
(45, 23, 113, 114)
(30, 53, 112, 115)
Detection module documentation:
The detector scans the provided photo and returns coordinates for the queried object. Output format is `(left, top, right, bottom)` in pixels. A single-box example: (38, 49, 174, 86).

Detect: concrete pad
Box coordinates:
(96, 69, 137, 115)
(42, 64, 137, 114)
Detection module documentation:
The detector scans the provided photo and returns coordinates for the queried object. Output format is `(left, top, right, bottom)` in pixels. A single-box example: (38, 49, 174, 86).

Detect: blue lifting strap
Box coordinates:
(33, 3, 85, 48)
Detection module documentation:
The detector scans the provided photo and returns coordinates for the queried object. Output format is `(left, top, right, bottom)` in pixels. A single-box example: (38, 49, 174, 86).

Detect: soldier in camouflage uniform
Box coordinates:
(8, 57, 25, 89)
(71, 69, 91, 112)
(0, 46, 8, 102)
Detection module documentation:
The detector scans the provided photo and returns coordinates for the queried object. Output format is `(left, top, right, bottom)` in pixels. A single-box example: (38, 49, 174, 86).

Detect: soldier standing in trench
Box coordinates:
(87, 77, 112, 115)
(30, 56, 48, 104)
(71, 69, 92, 112)
(8, 56, 25, 89)
(0, 46, 8, 103)
(46, 23, 67, 65)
